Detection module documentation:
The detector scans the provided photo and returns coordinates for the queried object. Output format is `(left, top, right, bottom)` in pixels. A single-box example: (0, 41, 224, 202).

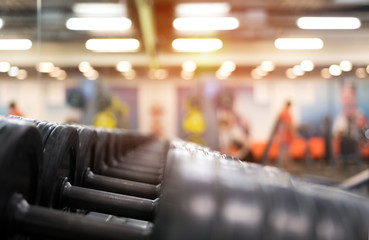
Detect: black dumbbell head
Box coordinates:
(0, 117, 43, 234)
(37, 122, 79, 208)
(72, 126, 97, 186)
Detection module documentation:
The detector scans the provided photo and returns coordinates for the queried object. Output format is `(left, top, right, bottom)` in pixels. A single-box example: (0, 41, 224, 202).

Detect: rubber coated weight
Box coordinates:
(0, 117, 42, 222)
(152, 140, 369, 240)
(34, 121, 57, 147)
(111, 131, 165, 175)
(67, 125, 160, 199)
(91, 129, 109, 174)
(73, 126, 97, 186)
(94, 130, 163, 184)
(7, 118, 160, 199)
(29, 123, 158, 220)
(38, 123, 78, 207)
(0, 119, 150, 240)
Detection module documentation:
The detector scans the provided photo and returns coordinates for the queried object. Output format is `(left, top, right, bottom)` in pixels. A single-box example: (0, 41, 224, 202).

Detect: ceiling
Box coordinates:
(1, 0, 369, 73)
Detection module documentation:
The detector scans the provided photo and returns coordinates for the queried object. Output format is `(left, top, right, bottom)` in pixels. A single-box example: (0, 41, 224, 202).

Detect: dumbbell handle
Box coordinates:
(83, 169, 160, 199)
(118, 156, 165, 169)
(101, 164, 162, 185)
(115, 162, 163, 175)
(60, 181, 157, 221)
(9, 194, 150, 240)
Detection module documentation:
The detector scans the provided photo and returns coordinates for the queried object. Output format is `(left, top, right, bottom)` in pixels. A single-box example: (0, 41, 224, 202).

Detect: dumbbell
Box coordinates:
(112, 130, 167, 174)
(9, 115, 165, 185)
(5, 117, 161, 220)
(72, 125, 162, 199)
(91, 129, 164, 184)
(28, 120, 163, 220)
(9, 116, 164, 199)
(154, 140, 369, 240)
(0, 117, 151, 240)
(117, 129, 155, 154)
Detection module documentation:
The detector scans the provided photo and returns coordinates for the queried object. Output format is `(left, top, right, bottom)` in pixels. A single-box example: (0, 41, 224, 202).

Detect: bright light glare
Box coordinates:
(173, 17, 239, 31)
(321, 68, 331, 79)
(286, 68, 297, 79)
(16, 69, 27, 80)
(73, 3, 126, 17)
(220, 61, 236, 72)
(49, 67, 61, 78)
(329, 64, 342, 76)
(66, 17, 132, 31)
(300, 60, 314, 72)
(216, 69, 231, 80)
(172, 38, 223, 52)
(182, 61, 197, 72)
(8, 66, 19, 77)
(56, 70, 67, 80)
(261, 61, 275, 72)
(116, 61, 132, 72)
(0, 18, 3, 29)
(0, 39, 32, 50)
(154, 69, 168, 80)
(36, 62, 55, 73)
(274, 38, 323, 50)
(0, 61, 11, 72)
(148, 69, 169, 80)
(340, 60, 352, 72)
(251, 69, 262, 79)
(256, 67, 267, 77)
(297, 17, 361, 29)
(176, 3, 230, 17)
(85, 39, 140, 52)
(356, 68, 367, 79)
(122, 70, 136, 80)
(79, 61, 91, 73)
(84, 69, 99, 80)
(293, 65, 305, 76)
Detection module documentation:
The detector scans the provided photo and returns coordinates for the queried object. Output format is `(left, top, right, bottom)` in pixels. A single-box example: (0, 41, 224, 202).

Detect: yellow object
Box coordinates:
(94, 96, 130, 129)
(183, 109, 206, 134)
(93, 109, 116, 128)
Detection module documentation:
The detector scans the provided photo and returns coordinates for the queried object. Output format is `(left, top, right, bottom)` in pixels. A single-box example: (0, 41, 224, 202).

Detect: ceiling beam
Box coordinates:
(135, 0, 159, 70)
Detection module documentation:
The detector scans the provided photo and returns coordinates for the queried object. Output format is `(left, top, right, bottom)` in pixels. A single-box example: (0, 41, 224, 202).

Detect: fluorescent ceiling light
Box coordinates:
(173, 17, 239, 31)
(0, 18, 3, 29)
(274, 38, 323, 50)
(73, 3, 126, 17)
(176, 3, 230, 17)
(172, 38, 223, 52)
(0, 39, 32, 50)
(85, 39, 140, 52)
(297, 17, 361, 29)
(66, 17, 131, 31)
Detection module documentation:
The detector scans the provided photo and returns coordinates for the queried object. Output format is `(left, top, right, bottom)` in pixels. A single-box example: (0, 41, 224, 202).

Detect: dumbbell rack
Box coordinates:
(2, 116, 369, 240)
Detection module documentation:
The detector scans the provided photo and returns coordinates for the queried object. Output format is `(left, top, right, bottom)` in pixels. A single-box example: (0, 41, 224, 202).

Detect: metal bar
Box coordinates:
(11, 194, 150, 240)
(84, 170, 160, 199)
(62, 183, 157, 221)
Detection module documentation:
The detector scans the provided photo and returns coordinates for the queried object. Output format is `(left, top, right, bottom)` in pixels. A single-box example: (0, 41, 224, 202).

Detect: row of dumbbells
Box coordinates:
(3, 115, 369, 240)
(1, 116, 169, 240)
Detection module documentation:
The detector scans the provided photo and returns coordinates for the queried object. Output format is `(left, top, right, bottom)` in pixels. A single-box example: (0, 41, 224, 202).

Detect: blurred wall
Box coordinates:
(1, 74, 369, 150)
